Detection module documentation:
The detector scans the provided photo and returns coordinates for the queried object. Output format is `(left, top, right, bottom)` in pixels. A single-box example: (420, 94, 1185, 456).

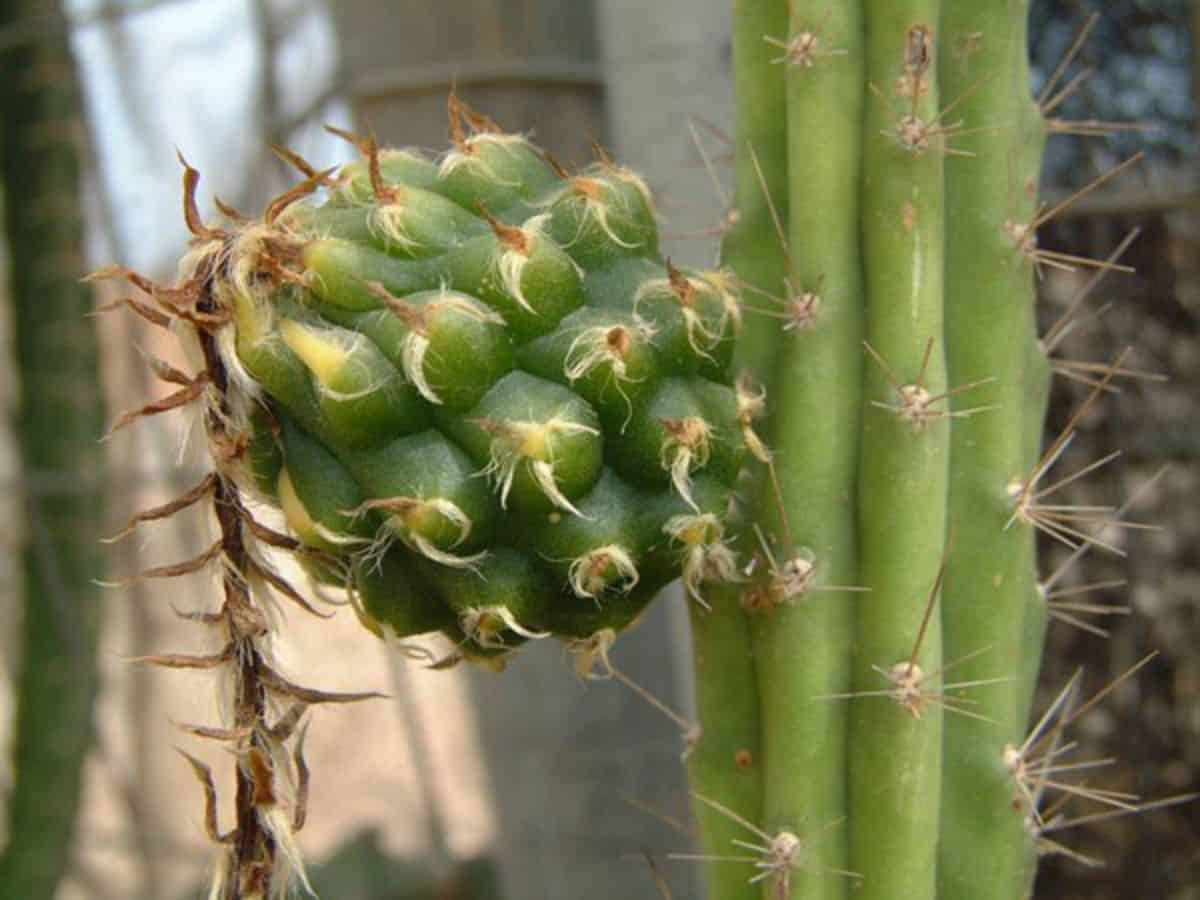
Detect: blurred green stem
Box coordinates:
(0, 1, 106, 895)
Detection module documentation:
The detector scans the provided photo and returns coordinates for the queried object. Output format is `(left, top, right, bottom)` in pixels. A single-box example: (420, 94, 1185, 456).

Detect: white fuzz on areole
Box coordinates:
(349, 496, 486, 572)
(493, 214, 560, 315)
(895, 383, 935, 430)
(400, 331, 439, 404)
(437, 132, 529, 184)
(460, 604, 550, 649)
(567, 627, 618, 680)
(883, 660, 927, 718)
(735, 373, 771, 463)
(567, 544, 640, 600)
(478, 417, 598, 516)
(633, 268, 736, 359)
(366, 202, 421, 253)
(660, 416, 713, 512)
(600, 163, 656, 217)
(177, 234, 226, 287)
(664, 512, 738, 606)
(229, 223, 287, 310)
(699, 268, 743, 334)
(433, 289, 507, 326)
(495, 241, 536, 315)
(536, 175, 643, 251)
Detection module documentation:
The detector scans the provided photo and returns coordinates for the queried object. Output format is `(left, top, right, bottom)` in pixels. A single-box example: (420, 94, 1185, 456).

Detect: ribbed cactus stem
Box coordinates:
(745, 2, 865, 899)
(849, 6, 948, 900)
(682, 1, 783, 895)
(937, 2, 1048, 897)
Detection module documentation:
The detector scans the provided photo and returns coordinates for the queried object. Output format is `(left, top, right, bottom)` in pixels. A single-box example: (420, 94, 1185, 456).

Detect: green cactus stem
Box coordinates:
(937, 4, 1049, 898)
(742, 2, 865, 899)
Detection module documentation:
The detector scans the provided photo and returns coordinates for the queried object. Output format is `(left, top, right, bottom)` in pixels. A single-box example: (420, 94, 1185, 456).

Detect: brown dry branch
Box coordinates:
(92, 159, 389, 900)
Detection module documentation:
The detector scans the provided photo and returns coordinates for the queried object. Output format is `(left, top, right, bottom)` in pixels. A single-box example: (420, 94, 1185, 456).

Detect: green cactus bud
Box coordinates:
(195, 105, 746, 664)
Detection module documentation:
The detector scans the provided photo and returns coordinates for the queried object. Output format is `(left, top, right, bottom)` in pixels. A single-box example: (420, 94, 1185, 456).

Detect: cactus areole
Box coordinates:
(167, 103, 750, 669)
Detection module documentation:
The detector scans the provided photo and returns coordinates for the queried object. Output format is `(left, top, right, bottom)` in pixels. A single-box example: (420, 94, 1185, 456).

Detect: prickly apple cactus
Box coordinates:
(184, 102, 749, 667)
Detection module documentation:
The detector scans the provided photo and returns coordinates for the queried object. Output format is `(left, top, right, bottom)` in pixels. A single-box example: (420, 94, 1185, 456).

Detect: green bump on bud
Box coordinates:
(538, 582, 659, 640)
(346, 430, 497, 564)
(277, 417, 374, 537)
(446, 228, 589, 338)
(278, 317, 423, 448)
(244, 403, 283, 498)
(436, 122, 560, 216)
(542, 165, 659, 268)
(352, 547, 453, 639)
(632, 263, 740, 375)
(522, 468, 642, 598)
(284, 187, 489, 259)
(303, 239, 441, 311)
(439, 372, 602, 516)
(610, 377, 742, 503)
(333, 148, 440, 203)
(420, 547, 553, 651)
(518, 307, 660, 430)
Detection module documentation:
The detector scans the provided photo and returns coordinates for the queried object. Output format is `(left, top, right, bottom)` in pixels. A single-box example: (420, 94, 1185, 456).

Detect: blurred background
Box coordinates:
(0, 1, 1194, 898)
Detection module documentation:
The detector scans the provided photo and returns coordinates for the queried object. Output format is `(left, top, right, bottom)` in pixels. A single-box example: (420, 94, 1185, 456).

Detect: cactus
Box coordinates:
(99, 3, 1185, 898)
(679, 3, 1182, 900)
(100, 97, 753, 895)
(212, 104, 749, 666)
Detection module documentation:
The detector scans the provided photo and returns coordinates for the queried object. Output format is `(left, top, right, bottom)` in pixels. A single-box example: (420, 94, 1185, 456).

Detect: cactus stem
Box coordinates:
(863, 338, 997, 431)
(742, 525, 869, 614)
(739, 275, 823, 333)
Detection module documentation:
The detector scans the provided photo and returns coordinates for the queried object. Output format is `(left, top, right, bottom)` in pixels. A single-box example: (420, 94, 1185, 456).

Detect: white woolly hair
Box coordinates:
(479, 417, 598, 518)
(349, 495, 487, 574)
(566, 628, 618, 680)
(663, 513, 739, 607)
(365, 201, 421, 253)
(735, 372, 772, 464)
(460, 604, 550, 649)
(532, 171, 645, 252)
(493, 213, 559, 315)
(659, 416, 713, 513)
(633, 268, 739, 360)
(398, 289, 505, 405)
(567, 544, 640, 600)
(437, 131, 530, 182)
